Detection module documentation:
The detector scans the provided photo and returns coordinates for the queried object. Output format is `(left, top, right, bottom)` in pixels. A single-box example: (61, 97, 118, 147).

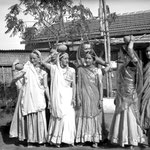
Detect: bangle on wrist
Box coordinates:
(104, 62, 108, 66)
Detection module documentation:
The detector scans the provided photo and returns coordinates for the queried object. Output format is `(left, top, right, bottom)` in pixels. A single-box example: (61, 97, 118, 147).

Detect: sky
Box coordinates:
(0, 0, 150, 50)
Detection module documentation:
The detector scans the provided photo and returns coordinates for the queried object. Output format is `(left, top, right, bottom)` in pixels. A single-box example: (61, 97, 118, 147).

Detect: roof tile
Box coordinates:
(27, 10, 150, 42)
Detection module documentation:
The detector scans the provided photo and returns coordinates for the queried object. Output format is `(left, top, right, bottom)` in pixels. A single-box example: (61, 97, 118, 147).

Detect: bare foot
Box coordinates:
(129, 145, 134, 149)
(92, 143, 98, 148)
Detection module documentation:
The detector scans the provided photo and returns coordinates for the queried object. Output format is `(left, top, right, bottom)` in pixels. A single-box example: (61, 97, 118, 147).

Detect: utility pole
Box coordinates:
(99, 0, 112, 97)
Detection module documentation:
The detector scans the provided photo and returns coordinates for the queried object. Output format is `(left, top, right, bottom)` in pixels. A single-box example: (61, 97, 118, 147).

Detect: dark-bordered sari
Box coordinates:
(75, 66, 103, 143)
(109, 60, 144, 147)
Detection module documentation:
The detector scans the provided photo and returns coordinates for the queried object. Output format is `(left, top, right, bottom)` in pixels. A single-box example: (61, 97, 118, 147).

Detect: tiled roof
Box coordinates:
(109, 10, 150, 36)
(30, 10, 150, 43)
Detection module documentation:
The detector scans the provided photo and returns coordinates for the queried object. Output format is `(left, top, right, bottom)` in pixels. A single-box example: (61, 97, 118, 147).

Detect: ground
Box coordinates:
(0, 108, 149, 150)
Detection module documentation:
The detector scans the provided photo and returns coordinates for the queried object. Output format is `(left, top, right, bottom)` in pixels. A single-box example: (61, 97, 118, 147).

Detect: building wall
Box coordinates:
(0, 50, 50, 100)
(0, 50, 50, 84)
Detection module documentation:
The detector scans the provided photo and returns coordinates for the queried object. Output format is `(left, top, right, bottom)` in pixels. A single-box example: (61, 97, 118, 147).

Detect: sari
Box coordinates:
(109, 61, 145, 147)
(141, 62, 150, 145)
(75, 66, 103, 143)
(47, 56, 76, 145)
(141, 62, 150, 130)
(9, 61, 47, 144)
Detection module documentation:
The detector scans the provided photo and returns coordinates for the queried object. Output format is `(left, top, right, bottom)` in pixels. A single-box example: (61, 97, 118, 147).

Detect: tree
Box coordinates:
(67, 4, 93, 42)
(5, 0, 73, 46)
(5, 0, 94, 47)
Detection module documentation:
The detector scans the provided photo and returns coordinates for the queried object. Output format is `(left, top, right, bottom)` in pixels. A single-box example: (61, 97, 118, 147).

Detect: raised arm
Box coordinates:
(41, 50, 58, 70)
(41, 61, 52, 70)
(124, 35, 138, 63)
(95, 56, 108, 67)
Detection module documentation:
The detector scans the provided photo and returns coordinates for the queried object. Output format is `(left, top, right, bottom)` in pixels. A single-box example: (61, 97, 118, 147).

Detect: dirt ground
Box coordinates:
(0, 109, 149, 150)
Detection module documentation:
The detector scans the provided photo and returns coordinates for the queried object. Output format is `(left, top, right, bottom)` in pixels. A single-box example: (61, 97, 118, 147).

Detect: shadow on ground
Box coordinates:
(0, 122, 18, 145)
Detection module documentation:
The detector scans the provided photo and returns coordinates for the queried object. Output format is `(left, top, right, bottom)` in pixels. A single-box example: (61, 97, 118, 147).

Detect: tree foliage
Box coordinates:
(68, 4, 93, 42)
(5, 0, 73, 43)
(5, 4, 24, 36)
(5, 0, 116, 45)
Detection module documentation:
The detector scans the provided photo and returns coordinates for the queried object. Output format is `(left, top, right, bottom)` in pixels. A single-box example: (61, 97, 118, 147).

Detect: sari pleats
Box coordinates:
(75, 67, 103, 143)
(109, 64, 145, 147)
(47, 64, 75, 145)
(109, 107, 145, 147)
(9, 62, 47, 144)
(10, 90, 47, 143)
(76, 114, 102, 143)
(26, 111, 47, 143)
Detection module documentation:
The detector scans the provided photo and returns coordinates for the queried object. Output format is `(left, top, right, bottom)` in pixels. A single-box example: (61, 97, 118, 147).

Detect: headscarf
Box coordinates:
(32, 49, 42, 59)
(76, 43, 93, 66)
(59, 52, 68, 59)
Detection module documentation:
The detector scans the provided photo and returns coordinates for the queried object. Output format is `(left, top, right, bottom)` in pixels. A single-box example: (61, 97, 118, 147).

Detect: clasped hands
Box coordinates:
(76, 99, 103, 109)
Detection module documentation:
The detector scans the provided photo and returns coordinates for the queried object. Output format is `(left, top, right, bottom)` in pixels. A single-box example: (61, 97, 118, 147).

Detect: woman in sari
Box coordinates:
(41, 48, 76, 147)
(75, 49, 103, 148)
(109, 36, 145, 149)
(9, 50, 49, 147)
(141, 46, 150, 146)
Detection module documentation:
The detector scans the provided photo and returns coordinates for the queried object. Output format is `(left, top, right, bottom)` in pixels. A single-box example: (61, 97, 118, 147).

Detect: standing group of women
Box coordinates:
(9, 36, 149, 149)
(9, 44, 106, 148)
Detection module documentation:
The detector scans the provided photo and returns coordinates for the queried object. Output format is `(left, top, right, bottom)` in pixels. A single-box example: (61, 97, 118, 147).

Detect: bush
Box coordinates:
(0, 81, 18, 114)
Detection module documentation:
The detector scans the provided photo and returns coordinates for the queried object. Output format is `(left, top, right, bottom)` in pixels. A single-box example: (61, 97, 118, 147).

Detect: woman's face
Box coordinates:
(85, 53, 94, 66)
(30, 53, 40, 66)
(146, 50, 150, 60)
(60, 54, 69, 67)
(123, 53, 131, 64)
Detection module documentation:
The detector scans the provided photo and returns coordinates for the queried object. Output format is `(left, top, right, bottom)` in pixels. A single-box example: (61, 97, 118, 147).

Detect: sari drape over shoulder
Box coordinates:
(141, 62, 150, 129)
(47, 54, 76, 145)
(50, 61, 73, 118)
(115, 64, 140, 123)
(109, 60, 144, 147)
(9, 61, 47, 143)
(77, 67, 102, 117)
(21, 61, 46, 116)
(76, 66, 103, 143)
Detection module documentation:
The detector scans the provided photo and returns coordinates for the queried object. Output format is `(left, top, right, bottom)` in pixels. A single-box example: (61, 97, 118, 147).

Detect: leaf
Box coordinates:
(9, 4, 20, 15)
(107, 12, 117, 25)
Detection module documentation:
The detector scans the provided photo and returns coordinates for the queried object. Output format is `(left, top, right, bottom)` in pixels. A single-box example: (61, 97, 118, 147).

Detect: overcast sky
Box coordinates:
(0, 0, 150, 49)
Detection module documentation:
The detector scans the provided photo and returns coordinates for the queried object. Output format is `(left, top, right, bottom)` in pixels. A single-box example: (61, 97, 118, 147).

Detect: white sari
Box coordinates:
(47, 55, 76, 144)
(10, 61, 47, 144)
(21, 61, 46, 115)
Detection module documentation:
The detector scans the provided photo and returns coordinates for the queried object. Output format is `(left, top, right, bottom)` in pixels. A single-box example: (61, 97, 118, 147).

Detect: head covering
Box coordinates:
(146, 46, 150, 52)
(32, 49, 41, 58)
(50, 48, 58, 54)
(83, 43, 91, 49)
(59, 52, 68, 59)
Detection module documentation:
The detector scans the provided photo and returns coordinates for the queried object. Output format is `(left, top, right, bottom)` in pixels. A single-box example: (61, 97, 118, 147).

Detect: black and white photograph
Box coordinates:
(0, 0, 150, 149)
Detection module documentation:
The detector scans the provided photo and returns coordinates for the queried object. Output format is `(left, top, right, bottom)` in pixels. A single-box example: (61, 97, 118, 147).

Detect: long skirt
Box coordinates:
(9, 90, 47, 144)
(75, 112, 102, 143)
(109, 107, 145, 147)
(47, 107, 75, 145)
